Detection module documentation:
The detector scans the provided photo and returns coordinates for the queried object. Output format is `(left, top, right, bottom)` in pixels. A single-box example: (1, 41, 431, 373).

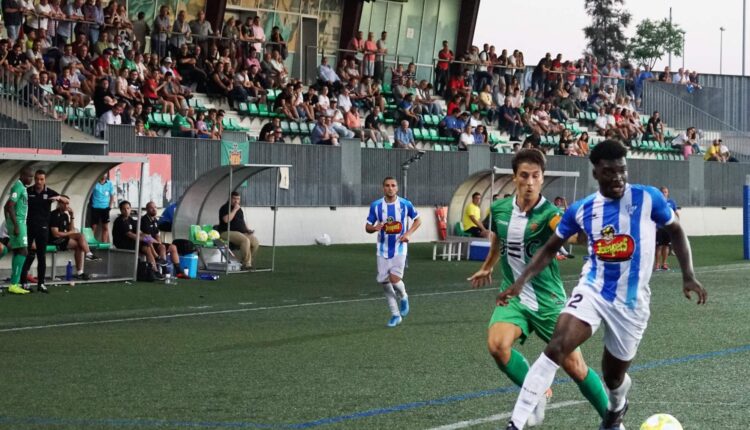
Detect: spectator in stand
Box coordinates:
(311, 115, 339, 146)
(364, 105, 386, 144)
(415, 80, 441, 115)
(131, 11, 149, 53)
(462, 192, 488, 237)
(268, 49, 289, 86)
(347, 30, 364, 63)
(316, 85, 330, 114)
(719, 140, 737, 162)
(477, 84, 496, 122)
(634, 65, 654, 107)
(362, 32, 377, 78)
(498, 97, 522, 141)
(270, 26, 287, 60)
(703, 139, 725, 162)
(189, 10, 212, 53)
(160, 70, 187, 110)
(394, 119, 416, 149)
(176, 43, 207, 92)
(317, 56, 340, 89)
(375, 31, 387, 82)
(95, 101, 123, 137)
(575, 131, 590, 156)
(458, 124, 474, 151)
(259, 117, 280, 142)
(672, 126, 698, 155)
(3, 0, 24, 44)
(345, 105, 367, 143)
(531, 53, 551, 93)
(398, 93, 423, 129)
(172, 106, 196, 138)
(474, 124, 489, 145)
(247, 15, 264, 56)
(151, 5, 170, 58)
(644, 111, 664, 143)
(438, 108, 464, 140)
(337, 86, 352, 113)
(327, 99, 354, 138)
(435, 40, 452, 96)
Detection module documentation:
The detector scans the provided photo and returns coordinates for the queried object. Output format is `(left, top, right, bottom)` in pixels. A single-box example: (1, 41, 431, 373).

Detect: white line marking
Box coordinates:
(238, 302, 255, 306)
(0, 288, 484, 333)
(188, 306, 212, 310)
(0, 264, 745, 334)
(425, 400, 586, 430)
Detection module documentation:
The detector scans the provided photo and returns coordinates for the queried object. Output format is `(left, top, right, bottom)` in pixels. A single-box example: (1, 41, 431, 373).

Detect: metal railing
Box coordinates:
(642, 81, 750, 158)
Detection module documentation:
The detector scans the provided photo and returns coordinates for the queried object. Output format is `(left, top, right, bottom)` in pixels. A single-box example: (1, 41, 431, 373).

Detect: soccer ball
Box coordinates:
(315, 233, 332, 246)
(195, 230, 208, 242)
(208, 230, 220, 240)
(640, 414, 683, 430)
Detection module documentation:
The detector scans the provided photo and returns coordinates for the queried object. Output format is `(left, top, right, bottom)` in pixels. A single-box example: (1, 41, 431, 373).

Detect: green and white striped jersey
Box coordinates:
(491, 196, 566, 311)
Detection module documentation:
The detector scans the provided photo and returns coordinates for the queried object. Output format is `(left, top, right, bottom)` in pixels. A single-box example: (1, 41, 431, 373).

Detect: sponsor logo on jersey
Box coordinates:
(529, 223, 538, 231)
(593, 225, 635, 262)
(383, 216, 403, 234)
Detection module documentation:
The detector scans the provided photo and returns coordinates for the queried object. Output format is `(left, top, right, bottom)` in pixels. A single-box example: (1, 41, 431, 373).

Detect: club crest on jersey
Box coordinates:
(593, 225, 635, 262)
(383, 217, 403, 234)
(529, 223, 539, 231)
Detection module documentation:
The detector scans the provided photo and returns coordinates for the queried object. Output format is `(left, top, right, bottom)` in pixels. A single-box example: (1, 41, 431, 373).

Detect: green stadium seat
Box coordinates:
(248, 103, 260, 116)
(289, 121, 300, 135)
(453, 222, 471, 237)
(433, 144, 443, 151)
(83, 227, 111, 250)
(258, 104, 271, 117)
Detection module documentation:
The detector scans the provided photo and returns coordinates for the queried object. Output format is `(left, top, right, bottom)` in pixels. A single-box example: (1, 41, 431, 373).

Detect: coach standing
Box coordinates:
(91, 173, 116, 243)
(20, 170, 68, 293)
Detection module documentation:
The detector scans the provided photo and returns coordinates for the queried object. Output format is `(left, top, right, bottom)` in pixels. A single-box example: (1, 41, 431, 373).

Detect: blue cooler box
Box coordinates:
(179, 253, 199, 278)
(469, 241, 491, 261)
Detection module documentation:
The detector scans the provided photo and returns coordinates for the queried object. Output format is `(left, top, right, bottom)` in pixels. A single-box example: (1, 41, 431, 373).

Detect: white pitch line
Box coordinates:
(425, 400, 586, 430)
(0, 288, 486, 333)
(0, 263, 746, 334)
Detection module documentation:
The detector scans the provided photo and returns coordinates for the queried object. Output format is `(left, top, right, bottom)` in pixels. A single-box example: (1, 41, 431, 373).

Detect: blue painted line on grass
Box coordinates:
(2, 344, 749, 429)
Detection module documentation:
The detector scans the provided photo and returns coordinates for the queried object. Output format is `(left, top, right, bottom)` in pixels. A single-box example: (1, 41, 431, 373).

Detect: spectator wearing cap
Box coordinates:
(394, 120, 416, 149)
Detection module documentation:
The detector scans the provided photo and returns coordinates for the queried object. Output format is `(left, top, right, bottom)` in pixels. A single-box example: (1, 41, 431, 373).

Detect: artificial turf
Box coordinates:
(0, 235, 747, 429)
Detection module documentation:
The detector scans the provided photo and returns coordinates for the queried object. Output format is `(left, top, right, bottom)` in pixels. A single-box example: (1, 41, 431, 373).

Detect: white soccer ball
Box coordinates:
(195, 230, 208, 242)
(640, 414, 683, 430)
(208, 230, 220, 240)
(315, 233, 332, 246)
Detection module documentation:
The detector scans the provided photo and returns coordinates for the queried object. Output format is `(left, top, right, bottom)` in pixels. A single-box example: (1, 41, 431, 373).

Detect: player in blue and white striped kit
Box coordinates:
(500, 140, 707, 430)
(366, 177, 422, 328)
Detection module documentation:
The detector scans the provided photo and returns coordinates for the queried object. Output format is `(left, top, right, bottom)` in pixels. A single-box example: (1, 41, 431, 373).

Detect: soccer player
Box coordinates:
(21, 170, 71, 293)
(3, 167, 34, 295)
(501, 140, 707, 430)
(468, 149, 608, 426)
(365, 177, 421, 327)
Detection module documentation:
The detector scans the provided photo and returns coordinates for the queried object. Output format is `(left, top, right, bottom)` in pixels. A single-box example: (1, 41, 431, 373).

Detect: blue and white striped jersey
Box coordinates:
(556, 184, 676, 309)
(366, 197, 420, 259)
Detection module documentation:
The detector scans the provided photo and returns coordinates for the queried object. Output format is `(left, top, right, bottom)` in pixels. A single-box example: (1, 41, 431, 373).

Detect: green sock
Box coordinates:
(10, 253, 25, 285)
(499, 348, 530, 387)
(576, 367, 609, 418)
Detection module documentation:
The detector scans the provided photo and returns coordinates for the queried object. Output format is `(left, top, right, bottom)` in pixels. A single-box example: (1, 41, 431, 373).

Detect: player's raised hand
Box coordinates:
(683, 278, 707, 305)
(496, 282, 522, 306)
(467, 269, 492, 289)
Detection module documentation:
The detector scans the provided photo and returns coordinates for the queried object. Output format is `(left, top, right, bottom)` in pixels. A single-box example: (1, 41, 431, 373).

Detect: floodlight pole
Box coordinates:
(720, 27, 726, 74)
(400, 150, 425, 199)
(669, 7, 673, 69)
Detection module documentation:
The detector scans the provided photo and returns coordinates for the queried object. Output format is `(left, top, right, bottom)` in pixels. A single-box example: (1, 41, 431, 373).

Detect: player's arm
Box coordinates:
(663, 219, 707, 305)
(365, 204, 381, 233)
(468, 231, 500, 289)
(4, 199, 19, 234)
(497, 233, 566, 306)
(399, 216, 421, 242)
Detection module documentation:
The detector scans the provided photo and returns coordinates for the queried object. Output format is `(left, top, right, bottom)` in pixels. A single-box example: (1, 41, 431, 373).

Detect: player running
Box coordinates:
(4, 167, 34, 295)
(502, 140, 707, 430)
(366, 177, 421, 328)
(468, 149, 608, 426)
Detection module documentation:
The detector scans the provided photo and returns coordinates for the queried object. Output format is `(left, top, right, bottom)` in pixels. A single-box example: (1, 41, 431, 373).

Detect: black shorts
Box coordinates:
(656, 228, 671, 246)
(91, 208, 111, 224)
(52, 237, 70, 251)
(0, 237, 9, 247)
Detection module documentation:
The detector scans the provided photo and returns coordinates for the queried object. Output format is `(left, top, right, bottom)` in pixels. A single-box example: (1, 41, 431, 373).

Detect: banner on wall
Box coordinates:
(109, 153, 172, 208)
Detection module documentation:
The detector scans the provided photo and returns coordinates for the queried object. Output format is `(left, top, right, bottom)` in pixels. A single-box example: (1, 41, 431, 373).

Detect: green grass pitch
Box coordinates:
(0, 235, 748, 429)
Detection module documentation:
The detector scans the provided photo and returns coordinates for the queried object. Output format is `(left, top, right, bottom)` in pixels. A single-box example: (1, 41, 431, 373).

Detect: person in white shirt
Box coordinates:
(96, 102, 123, 137)
(337, 87, 352, 113)
(458, 124, 475, 150)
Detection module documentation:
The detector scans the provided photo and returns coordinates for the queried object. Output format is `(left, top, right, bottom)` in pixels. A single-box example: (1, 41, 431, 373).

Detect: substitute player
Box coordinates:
(501, 140, 707, 430)
(468, 149, 608, 426)
(365, 177, 421, 327)
(3, 167, 34, 295)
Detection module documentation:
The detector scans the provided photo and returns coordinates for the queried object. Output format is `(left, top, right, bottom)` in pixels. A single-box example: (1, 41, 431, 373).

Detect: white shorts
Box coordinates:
(376, 255, 406, 283)
(561, 284, 650, 361)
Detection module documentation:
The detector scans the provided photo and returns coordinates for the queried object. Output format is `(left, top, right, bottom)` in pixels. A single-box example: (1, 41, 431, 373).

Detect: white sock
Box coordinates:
(77, 269, 83, 275)
(510, 353, 560, 429)
(391, 280, 407, 299)
(86, 252, 93, 257)
(607, 373, 631, 412)
(382, 283, 400, 316)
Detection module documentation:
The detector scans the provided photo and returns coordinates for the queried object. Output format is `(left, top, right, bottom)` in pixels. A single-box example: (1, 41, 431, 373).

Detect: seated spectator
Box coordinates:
(259, 117, 281, 142)
(364, 106, 386, 144)
(317, 56, 340, 89)
(95, 101, 124, 137)
(672, 127, 699, 154)
(344, 105, 366, 142)
(703, 139, 725, 162)
(393, 120, 416, 149)
(311, 115, 339, 146)
(160, 71, 188, 110)
(112, 200, 162, 279)
(208, 61, 232, 100)
(439, 108, 465, 140)
(176, 44, 207, 92)
(474, 124, 488, 145)
(644, 111, 664, 143)
(141, 201, 181, 275)
(49, 197, 101, 280)
(557, 128, 576, 155)
(458, 124, 474, 151)
(327, 100, 355, 138)
(135, 119, 157, 137)
(337, 86, 353, 113)
(20, 73, 54, 114)
(217, 191, 259, 271)
(172, 106, 196, 138)
(719, 140, 737, 162)
(415, 80, 441, 115)
(398, 93, 423, 128)
(575, 131, 590, 156)
(477, 84, 496, 122)
(462, 192, 489, 237)
(498, 98, 522, 140)
(594, 106, 614, 135)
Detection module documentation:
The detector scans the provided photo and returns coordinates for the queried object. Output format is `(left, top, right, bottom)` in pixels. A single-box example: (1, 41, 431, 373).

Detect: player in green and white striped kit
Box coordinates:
(468, 149, 608, 426)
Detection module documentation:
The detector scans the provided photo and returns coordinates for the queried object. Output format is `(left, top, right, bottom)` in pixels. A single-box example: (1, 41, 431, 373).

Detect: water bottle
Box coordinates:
(65, 261, 73, 281)
(199, 273, 219, 281)
(164, 274, 175, 285)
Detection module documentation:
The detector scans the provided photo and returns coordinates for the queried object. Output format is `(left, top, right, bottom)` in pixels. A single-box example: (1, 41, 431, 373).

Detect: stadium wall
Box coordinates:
(246, 206, 743, 247)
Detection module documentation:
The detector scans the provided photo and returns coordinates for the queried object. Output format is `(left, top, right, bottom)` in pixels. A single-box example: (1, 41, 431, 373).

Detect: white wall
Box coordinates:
(247, 206, 743, 246)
